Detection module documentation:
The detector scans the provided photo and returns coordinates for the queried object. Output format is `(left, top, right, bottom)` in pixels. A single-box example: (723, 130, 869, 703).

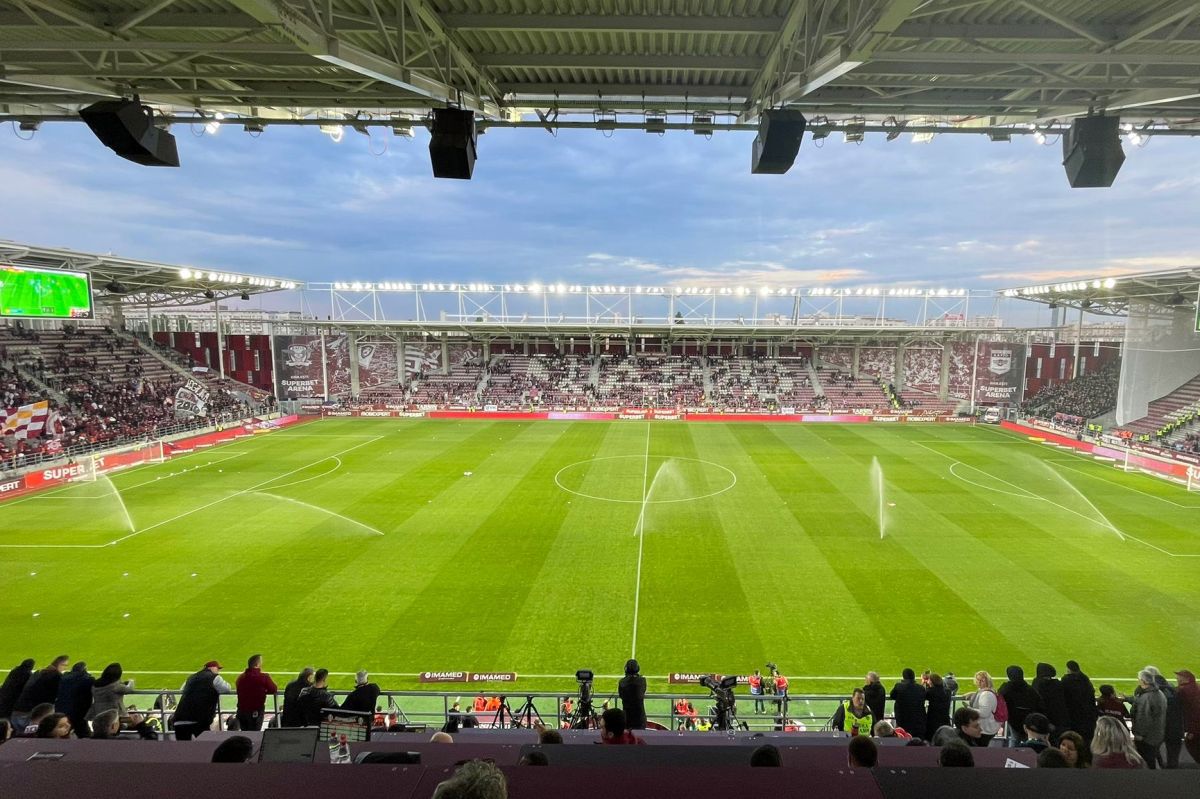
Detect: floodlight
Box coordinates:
(179, 268, 192, 279)
(645, 113, 668, 134)
(243, 121, 265, 134)
(204, 111, 224, 135)
(18, 120, 40, 134)
(692, 113, 715, 135)
(1103, 278, 1116, 289)
(987, 131, 1011, 142)
(844, 119, 866, 143)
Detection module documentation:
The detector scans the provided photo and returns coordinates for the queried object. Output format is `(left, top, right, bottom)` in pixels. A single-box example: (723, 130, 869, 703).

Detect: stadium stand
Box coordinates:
(1, 324, 260, 471)
(1023, 363, 1121, 422)
(1117, 372, 1200, 445)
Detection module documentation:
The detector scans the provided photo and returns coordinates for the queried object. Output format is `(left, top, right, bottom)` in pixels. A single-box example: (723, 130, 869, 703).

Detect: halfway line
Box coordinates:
(631, 422, 651, 659)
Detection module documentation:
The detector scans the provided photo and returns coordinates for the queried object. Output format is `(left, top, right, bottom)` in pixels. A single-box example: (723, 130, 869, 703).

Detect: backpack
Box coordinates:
(990, 690, 1009, 723)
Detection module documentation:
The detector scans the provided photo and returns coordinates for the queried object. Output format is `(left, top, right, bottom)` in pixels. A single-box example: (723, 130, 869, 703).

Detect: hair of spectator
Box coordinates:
(538, 729, 563, 745)
(952, 706, 980, 730)
(52, 655, 69, 668)
(939, 741, 974, 767)
(872, 720, 895, 737)
(36, 713, 68, 738)
(847, 735, 878, 768)
(601, 707, 627, 737)
(749, 744, 782, 767)
(211, 736, 255, 763)
(313, 668, 329, 684)
(431, 759, 508, 799)
(519, 751, 549, 766)
(901, 668, 915, 681)
(248, 654, 262, 669)
(1037, 748, 1070, 768)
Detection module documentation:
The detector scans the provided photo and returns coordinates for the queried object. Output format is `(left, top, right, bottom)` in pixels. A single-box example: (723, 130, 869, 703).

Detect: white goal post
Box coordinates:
(1189, 465, 1200, 493)
(90, 440, 166, 477)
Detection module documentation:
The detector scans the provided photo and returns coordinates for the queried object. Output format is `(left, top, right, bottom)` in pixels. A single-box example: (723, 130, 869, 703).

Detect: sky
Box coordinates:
(1, 117, 1198, 324)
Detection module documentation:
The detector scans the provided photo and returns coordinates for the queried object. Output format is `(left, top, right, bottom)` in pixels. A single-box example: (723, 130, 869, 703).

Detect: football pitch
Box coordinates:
(2, 418, 1197, 693)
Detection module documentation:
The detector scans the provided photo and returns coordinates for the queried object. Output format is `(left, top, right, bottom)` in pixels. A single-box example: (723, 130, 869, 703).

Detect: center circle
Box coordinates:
(554, 455, 738, 504)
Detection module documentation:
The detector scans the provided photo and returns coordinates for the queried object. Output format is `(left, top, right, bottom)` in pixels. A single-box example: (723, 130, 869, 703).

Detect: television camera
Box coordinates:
(699, 674, 741, 731)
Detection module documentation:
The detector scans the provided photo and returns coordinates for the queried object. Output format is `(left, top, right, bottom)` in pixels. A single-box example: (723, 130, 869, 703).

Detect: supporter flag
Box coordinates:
(1, 400, 49, 439)
(174, 379, 211, 419)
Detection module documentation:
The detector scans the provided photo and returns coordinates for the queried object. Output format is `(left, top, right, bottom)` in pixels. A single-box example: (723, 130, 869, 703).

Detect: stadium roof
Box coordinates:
(1002, 265, 1200, 315)
(0, 240, 298, 308)
(2, 1, 1200, 133)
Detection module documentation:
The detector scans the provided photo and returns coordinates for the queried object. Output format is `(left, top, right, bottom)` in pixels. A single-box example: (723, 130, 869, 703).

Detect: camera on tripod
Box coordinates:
(698, 674, 739, 731)
(568, 669, 597, 730)
(575, 669, 593, 703)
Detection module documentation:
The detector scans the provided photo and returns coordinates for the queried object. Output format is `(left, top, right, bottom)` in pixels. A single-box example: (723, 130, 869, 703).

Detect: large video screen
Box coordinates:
(0, 264, 93, 319)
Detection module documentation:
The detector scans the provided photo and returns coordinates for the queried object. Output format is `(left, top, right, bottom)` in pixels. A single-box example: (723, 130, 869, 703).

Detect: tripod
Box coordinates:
(509, 696, 544, 729)
(568, 697, 599, 729)
(488, 696, 517, 729)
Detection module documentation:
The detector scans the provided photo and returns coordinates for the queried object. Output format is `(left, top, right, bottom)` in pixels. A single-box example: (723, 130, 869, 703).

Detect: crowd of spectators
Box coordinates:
(2, 653, 1196, 778)
(1023, 363, 1120, 421)
(1, 324, 258, 473)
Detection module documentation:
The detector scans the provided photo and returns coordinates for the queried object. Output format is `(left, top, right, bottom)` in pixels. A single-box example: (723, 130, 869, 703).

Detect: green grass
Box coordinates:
(2, 419, 1197, 697)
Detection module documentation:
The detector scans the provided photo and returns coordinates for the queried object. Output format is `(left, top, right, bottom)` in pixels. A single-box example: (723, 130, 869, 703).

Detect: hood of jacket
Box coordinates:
(1177, 670, 1196, 687)
(1035, 663, 1057, 680)
(1006, 665, 1026, 684)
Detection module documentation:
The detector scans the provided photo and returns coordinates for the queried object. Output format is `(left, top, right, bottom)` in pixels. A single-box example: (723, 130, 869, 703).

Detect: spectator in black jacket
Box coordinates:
(340, 670, 381, 715)
(925, 673, 952, 741)
(1032, 663, 1070, 741)
(173, 661, 233, 741)
(999, 665, 1044, 746)
(863, 672, 886, 728)
(280, 667, 315, 728)
(11, 655, 69, 732)
(0, 658, 35, 719)
(298, 669, 338, 726)
(890, 668, 927, 740)
(54, 662, 94, 740)
(618, 659, 647, 730)
(1061, 660, 1098, 741)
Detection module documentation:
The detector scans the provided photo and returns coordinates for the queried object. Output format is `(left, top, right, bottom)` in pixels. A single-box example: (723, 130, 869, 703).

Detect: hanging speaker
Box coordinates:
(751, 109, 807, 174)
(79, 99, 179, 167)
(429, 108, 477, 179)
(1062, 116, 1124, 188)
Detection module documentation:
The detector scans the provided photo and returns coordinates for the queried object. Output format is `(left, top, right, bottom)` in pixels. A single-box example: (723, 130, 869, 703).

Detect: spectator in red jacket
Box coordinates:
(235, 654, 277, 732)
(1176, 670, 1200, 766)
(599, 707, 644, 745)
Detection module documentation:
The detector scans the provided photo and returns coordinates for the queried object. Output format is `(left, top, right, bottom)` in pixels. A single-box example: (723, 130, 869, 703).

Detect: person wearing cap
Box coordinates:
(341, 670, 381, 715)
(173, 660, 233, 741)
(618, 659, 647, 730)
(1016, 712, 1052, 754)
(234, 654, 277, 732)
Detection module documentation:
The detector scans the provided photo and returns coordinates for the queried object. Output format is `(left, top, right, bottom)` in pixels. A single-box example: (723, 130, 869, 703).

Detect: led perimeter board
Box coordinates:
(0, 264, 93, 319)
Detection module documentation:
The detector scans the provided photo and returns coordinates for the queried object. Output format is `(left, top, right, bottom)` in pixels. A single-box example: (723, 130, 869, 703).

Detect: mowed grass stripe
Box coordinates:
(683, 423, 896, 676)
(757, 423, 1034, 672)
(855, 427, 1200, 673)
(369, 422, 611, 673)
(634, 423, 769, 669)
(495, 422, 656, 673)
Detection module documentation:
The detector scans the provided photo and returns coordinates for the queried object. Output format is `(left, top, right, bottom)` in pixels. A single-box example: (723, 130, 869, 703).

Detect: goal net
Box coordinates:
(1189, 465, 1200, 493)
(91, 440, 166, 477)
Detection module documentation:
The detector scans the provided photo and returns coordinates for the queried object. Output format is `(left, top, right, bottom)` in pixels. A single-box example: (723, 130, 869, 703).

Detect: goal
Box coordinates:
(91, 440, 166, 477)
(1189, 465, 1200, 493)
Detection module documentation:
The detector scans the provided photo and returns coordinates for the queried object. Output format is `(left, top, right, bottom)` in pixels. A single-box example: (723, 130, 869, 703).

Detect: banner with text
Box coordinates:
(273, 335, 326, 399)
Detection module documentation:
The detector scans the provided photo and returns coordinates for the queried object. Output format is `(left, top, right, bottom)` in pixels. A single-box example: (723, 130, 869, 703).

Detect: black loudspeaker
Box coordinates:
(79, 99, 180, 167)
(751, 109, 807, 174)
(428, 108, 477, 179)
(1062, 115, 1124, 188)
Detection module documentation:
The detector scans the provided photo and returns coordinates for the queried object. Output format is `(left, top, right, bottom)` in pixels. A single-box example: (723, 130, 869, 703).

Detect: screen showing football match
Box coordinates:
(0, 264, 93, 319)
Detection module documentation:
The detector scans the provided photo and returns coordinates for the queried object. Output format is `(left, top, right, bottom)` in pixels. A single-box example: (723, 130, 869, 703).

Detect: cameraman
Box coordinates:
(618, 659, 647, 729)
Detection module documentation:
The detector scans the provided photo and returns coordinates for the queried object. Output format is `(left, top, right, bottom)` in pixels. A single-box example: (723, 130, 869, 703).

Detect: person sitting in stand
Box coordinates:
(1016, 712, 1053, 753)
(485, 696, 501, 712)
(599, 707, 644, 745)
(831, 688, 874, 736)
(473, 694, 488, 713)
(847, 735, 878, 768)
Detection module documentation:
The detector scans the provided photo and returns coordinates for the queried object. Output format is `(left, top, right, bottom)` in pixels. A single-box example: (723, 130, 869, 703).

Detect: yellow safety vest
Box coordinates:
(841, 701, 873, 736)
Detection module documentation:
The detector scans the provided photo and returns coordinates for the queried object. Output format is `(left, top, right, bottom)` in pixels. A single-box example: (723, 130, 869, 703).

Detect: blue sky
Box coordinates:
(1, 119, 1198, 313)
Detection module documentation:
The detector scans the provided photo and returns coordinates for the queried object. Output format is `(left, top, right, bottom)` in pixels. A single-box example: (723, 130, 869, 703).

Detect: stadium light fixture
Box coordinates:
(204, 112, 224, 135)
(179, 268, 192, 279)
(320, 124, 345, 143)
(1103, 278, 1117, 289)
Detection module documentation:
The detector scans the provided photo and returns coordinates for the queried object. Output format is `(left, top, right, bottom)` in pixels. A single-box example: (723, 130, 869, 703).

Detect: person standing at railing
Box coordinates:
(173, 660, 232, 741)
(235, 654, 277, 732)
